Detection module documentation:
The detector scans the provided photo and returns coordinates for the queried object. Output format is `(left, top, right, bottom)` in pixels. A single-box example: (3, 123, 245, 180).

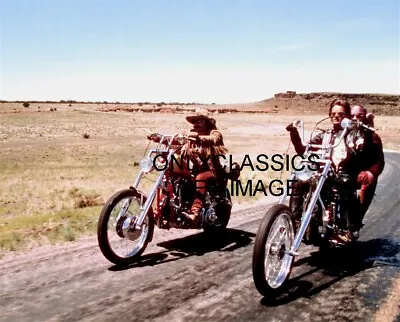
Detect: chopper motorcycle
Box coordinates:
(252, 118, 371, 297)
(97, 132, 239, 265)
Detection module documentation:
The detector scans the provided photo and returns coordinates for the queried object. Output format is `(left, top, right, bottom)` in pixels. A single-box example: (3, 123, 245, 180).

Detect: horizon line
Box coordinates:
(1, 91, 399, 105)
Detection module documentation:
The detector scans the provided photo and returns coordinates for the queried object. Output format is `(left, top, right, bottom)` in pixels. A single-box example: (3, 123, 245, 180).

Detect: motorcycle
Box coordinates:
(252, 118, 366, 297)
(97, 132, 239, 265)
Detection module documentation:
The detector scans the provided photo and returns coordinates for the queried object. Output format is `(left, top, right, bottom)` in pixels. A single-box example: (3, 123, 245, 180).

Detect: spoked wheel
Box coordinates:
(252, 204, 295, 297)
(97, 188, 154, 265)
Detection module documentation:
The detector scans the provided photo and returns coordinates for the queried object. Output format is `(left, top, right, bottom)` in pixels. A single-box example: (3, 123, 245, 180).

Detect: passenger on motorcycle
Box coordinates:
(286, 99, 364, 243)
(350, 105, 385, 228)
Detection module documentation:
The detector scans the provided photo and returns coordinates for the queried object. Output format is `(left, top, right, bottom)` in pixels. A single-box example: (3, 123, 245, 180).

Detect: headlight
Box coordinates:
(139, 156, 154, 173)
(295, 166, 315, 182)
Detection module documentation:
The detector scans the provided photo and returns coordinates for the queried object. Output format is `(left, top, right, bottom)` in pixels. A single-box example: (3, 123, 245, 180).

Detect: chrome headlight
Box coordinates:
(139, 156, 154, 173)
(295, 166, 315, 182)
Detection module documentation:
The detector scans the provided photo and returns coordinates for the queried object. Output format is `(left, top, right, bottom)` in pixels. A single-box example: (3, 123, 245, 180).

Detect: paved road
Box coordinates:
(1, 152, 399, 322)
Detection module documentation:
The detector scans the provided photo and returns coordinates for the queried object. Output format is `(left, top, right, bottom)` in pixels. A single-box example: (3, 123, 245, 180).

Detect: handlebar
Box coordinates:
(147, 133, 197, 146)
(305, 118, 352, 152)
(310, 121, 348, 149)
(358, 122, 376, 132)
(304, 117, 375, 155)
(340, 118, 376, 132)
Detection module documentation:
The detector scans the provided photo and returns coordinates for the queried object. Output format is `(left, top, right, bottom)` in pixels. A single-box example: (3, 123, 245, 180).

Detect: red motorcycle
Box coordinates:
(97, 132, 239, 265)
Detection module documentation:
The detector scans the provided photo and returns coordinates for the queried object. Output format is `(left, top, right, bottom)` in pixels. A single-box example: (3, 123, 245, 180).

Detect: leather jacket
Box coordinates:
(184, 129, 227, 176)
(357, 129, 385, 178)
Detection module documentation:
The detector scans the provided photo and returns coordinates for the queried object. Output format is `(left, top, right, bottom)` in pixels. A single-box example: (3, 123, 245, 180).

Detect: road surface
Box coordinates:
(1, 152, 399, 322)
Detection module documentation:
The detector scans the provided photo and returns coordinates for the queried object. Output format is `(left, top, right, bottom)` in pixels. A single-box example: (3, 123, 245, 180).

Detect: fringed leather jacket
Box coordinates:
(185, 129, 228, 176)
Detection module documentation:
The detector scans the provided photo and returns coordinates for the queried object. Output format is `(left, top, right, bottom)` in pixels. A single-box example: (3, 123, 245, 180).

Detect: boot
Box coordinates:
(332, 230, 354, 244)
(182, 197, 202, 227)
(359, 189, 366, 205)
(355, 189, 365, 230)
(358, 190, 368, 217)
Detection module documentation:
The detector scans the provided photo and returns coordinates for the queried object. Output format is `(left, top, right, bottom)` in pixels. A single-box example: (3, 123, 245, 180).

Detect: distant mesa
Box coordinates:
(274, 91, 297, 99)
(268, 91, 399, 115)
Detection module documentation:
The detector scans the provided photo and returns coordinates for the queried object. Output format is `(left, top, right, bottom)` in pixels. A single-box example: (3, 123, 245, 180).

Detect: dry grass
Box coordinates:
(0, 102, 399, 254)
(0, 206, 102, 252)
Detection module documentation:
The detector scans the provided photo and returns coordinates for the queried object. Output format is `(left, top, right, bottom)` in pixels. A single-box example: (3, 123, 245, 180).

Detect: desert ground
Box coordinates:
(1, 101, 400, 322)
(0, 101, 399, 256)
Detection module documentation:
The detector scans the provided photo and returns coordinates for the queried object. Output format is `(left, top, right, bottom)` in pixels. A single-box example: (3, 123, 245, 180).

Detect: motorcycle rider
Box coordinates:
(148, 108, 227, 227)
(350, 105, 385, 230)
(181, 109, 228, 226)
(286, 99, 364, 243)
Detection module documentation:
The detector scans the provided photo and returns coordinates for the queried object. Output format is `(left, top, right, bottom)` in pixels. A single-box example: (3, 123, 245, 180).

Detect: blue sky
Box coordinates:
(0, 0, 399, 103)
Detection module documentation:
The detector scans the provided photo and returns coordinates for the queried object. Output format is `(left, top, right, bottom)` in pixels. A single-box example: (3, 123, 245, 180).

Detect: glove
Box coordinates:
(366, 113, 374, 121)
(366, 113, 375, 127)
(188, 131, 199, 139)
(147, 133, 161, 142)
(286, 122, 296, 132)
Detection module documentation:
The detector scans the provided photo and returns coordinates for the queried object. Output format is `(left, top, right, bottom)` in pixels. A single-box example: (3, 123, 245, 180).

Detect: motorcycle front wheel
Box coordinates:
(97, 188, 154, 265)
(252, 204, 295, 297)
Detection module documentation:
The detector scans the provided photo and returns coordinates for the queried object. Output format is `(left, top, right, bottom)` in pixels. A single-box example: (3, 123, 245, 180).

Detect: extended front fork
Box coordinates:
(131, 150, 174, 229)
(280, 162, 331, 257)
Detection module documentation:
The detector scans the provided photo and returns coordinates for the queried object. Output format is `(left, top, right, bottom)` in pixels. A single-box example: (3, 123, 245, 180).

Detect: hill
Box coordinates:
(256, 91, 400, 115)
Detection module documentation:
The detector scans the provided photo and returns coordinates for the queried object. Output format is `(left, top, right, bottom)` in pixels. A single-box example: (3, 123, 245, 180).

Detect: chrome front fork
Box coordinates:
(278, 173, 296, 205)
(133, 151, 174, 229)
(287, 174, 328, 256)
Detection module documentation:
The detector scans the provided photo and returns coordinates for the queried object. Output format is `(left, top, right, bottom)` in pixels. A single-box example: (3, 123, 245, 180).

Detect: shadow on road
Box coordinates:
(109, 228, 255, 271)
(261, 237, 400, 307)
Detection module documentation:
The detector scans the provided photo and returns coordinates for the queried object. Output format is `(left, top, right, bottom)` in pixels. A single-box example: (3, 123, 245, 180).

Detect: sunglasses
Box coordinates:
(331, 112, 345, 117)
(351, 113, 364, 118)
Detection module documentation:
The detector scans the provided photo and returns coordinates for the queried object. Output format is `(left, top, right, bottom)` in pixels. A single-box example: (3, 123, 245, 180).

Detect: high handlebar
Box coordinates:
(306, 117, 375, 153)
(358, 122, 376, 132)
(306, 118, 352, 151)
(147, 132, 197, 145)
(341, 118, 375, 132)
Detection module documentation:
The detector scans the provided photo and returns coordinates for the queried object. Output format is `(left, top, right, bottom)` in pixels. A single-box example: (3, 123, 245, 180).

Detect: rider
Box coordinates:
(148, 109, 227, 227)
(286, 99, 364, 243)
(350, 105, 385, 229)
(181, 109, 228, 226)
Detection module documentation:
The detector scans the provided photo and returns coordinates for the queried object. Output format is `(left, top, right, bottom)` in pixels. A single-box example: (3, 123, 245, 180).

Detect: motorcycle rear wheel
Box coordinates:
(97, 188, 154, 265)
(252, 204, 295, 297)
